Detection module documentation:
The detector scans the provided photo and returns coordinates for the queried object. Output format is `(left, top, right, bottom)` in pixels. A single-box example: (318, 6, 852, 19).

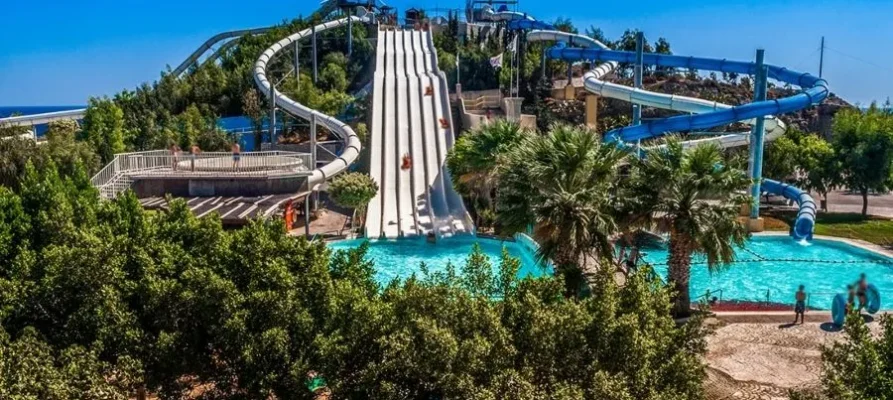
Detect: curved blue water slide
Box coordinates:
(761, 179, 816, 240)
(530, 27, 823, 240)
(507, 19, 555, 31)
(547, 47, 830, 143)
(478, 5, 555, 30)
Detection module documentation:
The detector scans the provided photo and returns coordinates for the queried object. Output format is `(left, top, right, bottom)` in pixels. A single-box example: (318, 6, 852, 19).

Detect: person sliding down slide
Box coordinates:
(401, 153, 412, 171)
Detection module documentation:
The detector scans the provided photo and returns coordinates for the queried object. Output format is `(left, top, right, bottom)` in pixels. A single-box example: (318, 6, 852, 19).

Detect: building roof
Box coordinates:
(140, 193, 306, 224)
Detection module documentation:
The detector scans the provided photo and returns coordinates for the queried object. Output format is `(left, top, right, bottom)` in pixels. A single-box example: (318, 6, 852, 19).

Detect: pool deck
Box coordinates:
(705, 318, 886, 399)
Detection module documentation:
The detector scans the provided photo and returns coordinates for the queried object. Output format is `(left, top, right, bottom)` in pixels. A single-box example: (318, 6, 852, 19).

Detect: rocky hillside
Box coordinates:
(549, 74, 854, 136)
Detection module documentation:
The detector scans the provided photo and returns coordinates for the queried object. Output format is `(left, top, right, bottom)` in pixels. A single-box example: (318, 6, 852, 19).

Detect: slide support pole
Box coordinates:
(310, 114, 318, 168)
(269, 71, 277, 145)
(305, 194, 311, 236)
(312, 25, 318, 84)
(750, 49, 768, 219)
(633, 31, 644, 155)
(541, 47, 546, 79)
(348, 10, 353, 58)
(294, 41, 300, 79)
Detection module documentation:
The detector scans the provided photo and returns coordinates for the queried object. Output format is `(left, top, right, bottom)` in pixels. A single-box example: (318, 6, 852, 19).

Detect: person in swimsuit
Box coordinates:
(190, 144, 201, 172)
(856, 273, 868, 312)
(793, 285, 807, 324)
(401, 153, 412, 171)
(232, 142, 241, 170)
(845, 284, 857, 314)
(170, 144, 180, 171)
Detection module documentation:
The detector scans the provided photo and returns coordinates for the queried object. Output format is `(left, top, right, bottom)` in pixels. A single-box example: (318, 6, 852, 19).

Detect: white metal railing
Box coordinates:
(90, 150, 313, 199)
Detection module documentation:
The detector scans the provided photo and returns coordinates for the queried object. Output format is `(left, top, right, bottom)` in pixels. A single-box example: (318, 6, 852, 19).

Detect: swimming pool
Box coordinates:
(327, 236, 547, 284)
(329, 235, 891, 310)
(640, 235, 893, 310)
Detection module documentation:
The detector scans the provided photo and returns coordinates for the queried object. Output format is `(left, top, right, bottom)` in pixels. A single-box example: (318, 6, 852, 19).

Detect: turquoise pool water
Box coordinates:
(329, 235, 892, 310)
(327, 236, 547, 284)
(640, 236, 893, 310)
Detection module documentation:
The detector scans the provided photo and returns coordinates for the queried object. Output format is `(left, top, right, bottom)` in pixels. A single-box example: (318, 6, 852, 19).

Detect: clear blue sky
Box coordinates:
(1, 0, 891, 106)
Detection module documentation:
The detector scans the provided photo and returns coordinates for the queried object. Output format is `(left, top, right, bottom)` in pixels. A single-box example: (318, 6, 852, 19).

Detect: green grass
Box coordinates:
(764, 211, 893, 246)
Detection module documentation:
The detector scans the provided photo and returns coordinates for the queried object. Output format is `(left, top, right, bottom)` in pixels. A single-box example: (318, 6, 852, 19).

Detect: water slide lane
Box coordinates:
(382, 31, 400, 238)
(395, 32, 417, 236)
(424, 31, 470, 233)
(406, 31, 435, 234)
(365, 29, 387, 238)
(413, 31, 453, 236)
(421, 32, 456, 234)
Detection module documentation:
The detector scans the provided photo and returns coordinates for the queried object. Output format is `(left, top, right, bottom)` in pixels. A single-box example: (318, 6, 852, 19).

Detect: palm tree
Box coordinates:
(496, 124, 628, 296)
(446, 120, 528, 225)
(630, 139, 750, 316)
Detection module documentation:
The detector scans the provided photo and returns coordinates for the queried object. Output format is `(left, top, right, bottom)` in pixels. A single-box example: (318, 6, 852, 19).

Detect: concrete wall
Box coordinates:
(457, 89, 537, 132)
(132, 175, 308, 198)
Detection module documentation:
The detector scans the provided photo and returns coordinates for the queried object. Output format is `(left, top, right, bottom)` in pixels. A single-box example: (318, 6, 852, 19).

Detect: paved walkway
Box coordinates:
(820, 190, 893, 217)
(705, 320, 884, 399)
(777, 190, 893, 218)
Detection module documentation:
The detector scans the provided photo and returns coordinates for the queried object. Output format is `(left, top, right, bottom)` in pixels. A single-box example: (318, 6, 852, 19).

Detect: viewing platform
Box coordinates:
(91, 150, 314, 198)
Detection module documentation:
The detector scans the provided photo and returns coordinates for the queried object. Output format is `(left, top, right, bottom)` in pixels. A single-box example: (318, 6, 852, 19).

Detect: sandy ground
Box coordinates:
(705, 319, 884, 399)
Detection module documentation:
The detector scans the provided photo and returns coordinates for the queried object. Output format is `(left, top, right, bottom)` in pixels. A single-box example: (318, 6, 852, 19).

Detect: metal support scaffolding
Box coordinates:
(633, 31, 644, 155)
(749, 49, 768, 219)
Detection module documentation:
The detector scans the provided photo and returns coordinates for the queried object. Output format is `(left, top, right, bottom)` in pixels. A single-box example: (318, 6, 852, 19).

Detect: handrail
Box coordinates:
(89, 150, 313, 199)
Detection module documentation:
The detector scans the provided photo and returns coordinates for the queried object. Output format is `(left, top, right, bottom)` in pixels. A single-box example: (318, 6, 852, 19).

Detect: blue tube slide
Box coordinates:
(507, 19, 555, 31)
(547, 47, 830, 143)
(761, 179, 816, 241)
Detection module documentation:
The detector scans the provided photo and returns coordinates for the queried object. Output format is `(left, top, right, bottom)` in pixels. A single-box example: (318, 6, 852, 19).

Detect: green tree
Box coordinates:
(319, 53, 349, 93)
(496, 124, 627, 296)
(792, 315, 893, 399)
(446, 120, 529, 225)
(630, 140, 750, 316)
(43, 120, 100, 179)
(763, 133, 799, 181)
(241, 89, 265, 149)
(795, 134, 838, 211)
(329, 172, 379, 227)
(82, 97, 126, 163)
(0, 327, 137, 399)
(832, 106, 893, 216)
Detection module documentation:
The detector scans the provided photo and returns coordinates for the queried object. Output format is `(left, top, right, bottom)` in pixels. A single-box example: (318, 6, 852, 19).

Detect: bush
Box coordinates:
(328, 172, 378, 211)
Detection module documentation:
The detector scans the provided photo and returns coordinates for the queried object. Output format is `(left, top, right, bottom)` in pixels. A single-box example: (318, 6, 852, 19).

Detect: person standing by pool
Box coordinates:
(793, 285, 807, 324)
(232, 142, 241, 170)
(846, 284, 857, 314)
(856, 273, 869, 312)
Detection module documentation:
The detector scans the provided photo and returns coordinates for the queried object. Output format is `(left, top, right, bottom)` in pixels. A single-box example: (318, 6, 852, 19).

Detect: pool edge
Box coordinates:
(754, 231, 893, 259)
